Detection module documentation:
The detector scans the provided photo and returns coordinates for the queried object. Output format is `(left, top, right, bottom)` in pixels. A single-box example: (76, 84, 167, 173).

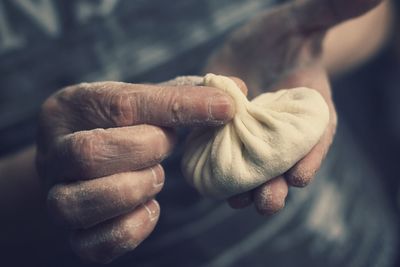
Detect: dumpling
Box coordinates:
(181, 74, 330, 199)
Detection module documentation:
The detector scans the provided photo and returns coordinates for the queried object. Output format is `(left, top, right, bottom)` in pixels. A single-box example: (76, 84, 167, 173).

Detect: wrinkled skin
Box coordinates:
(36, 0, 383, 263)
(36, 82, 235, 263)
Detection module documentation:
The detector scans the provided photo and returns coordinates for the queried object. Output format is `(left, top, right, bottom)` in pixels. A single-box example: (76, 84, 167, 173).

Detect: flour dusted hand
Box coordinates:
(182, 74, 330, 198)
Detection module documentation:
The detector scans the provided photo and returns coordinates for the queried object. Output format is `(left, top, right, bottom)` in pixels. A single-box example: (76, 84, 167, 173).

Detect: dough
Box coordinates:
(181, 74, 330, 199)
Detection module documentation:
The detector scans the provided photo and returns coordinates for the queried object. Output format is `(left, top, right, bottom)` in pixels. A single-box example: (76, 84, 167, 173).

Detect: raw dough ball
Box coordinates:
(181, 74, 330, 199)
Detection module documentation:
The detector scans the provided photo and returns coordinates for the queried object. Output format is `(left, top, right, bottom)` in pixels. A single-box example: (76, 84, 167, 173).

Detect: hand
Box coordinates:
(205, 0, 383, 215)
(36, 80, 235, 263)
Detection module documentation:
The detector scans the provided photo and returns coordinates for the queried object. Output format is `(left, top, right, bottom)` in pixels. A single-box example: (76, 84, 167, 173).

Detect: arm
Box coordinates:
(323, 0, 393, 75)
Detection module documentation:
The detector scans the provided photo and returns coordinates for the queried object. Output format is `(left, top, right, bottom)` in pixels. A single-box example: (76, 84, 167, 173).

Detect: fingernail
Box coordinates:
(143, 200, 160, 221)
(209, 95, 235, 122)
(150, 165, 164, 187)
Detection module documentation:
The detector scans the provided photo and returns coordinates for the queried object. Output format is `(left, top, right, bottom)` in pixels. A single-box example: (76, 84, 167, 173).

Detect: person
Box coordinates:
(0, 0, 397, 266)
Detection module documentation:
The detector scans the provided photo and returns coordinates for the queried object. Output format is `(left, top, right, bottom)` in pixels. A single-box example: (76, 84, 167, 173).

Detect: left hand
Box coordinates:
(205, 0, 383, 215)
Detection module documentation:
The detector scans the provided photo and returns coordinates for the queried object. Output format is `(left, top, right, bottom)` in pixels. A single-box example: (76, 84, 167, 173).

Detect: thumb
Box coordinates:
(229, 76, 249, 96)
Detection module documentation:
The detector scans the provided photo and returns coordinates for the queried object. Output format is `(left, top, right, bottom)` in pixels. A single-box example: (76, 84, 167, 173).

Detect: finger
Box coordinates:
(198, 75, 249, 210)
(273, 65, 338, 187)
(291, 0, 384, 32)
(70, 199, 160, 264)
(229, 76, 248, 96)
(228, 192, 253, 209)
(48, 125, 174, 180)
(47, 165, 164, 229)
(202, 75, 249, 210)
(268, 63, 337, 188)
(51, 81, 235, 131)
(158, 76, 204, 87)
(286, 115, 336, 187)
(253, 176, 289, 216)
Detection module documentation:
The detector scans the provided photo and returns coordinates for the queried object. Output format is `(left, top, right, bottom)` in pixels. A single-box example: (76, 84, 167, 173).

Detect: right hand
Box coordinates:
(36, 80, 235, 263)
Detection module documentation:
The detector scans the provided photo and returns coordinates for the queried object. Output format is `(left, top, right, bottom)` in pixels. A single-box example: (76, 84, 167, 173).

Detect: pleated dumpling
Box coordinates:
(181, 74, 330, 199)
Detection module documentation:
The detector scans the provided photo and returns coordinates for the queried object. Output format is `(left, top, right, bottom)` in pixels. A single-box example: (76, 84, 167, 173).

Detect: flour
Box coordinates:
(181, 74, 329, 198)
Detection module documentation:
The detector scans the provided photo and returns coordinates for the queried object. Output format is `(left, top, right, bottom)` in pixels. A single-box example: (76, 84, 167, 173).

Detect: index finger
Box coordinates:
(53, 81, 235, 132)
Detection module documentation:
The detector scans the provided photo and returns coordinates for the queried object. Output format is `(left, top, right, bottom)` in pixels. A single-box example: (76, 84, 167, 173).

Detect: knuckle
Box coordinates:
(169, 98, 184, 124)
(119, 168, 165, 207)
(42, 84, 78, 113)
(132, 127, 172, 165)
(41, 97, 60, 115)
(65, 131, 99, 178)
(68, 82, 95, 99)
(153, 89, 185, 124)
(66, 132, 89, 159)
(106, 91, 136, 126)
(47, 84, 83, 110)
(38, 97, 63, 139)
(65, 81, 139, 127)
(47, 185, 81, 228)
(122, 178, 148, 205)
